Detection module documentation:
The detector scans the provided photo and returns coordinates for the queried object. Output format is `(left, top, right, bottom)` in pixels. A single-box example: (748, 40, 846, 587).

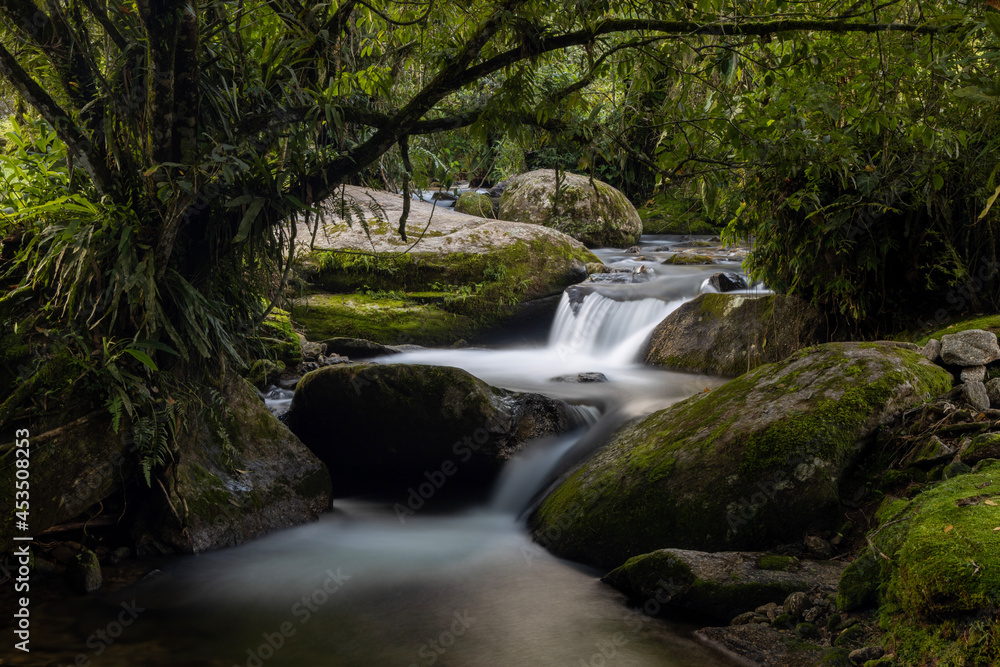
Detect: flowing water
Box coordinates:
(9, 236, 766, 666)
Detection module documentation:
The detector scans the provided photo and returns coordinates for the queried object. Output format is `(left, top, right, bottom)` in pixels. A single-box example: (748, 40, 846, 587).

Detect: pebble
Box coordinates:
(849, 646, 885, 663)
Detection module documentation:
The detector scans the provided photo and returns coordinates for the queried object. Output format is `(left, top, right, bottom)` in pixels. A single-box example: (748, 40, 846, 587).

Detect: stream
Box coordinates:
(11, 236, 766, 666)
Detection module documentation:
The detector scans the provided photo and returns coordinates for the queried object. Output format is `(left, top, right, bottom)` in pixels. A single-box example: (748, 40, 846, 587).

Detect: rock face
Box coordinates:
(939, 329, 1000, 366)
(643, 294, 825, 376)
(498, 169, 642, 248)
(0, 412, 130, 552)
(284, 363, 584, 494)
(141, 377, 332, 554)
(837, 462, 1000, 665)
(531, 343, 952, 569)
(602, 548, 845, 621)
(454, 191, 495, 218)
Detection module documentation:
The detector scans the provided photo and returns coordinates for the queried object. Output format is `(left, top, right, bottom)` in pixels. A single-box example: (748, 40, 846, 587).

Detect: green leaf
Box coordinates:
(232, 198, 266, 244)
(133, 339, 179, 355)
(980, 182, 1000, 222)
(986, 13, 1000, 40)
(124, 348, 159, 372)
(932, 174, 944, 191)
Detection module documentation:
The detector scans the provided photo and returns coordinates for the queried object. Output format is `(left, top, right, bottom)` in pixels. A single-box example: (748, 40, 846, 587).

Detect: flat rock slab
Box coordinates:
(297, 184, 588, 255)
(940, 329, 1000, 366)
(696, 625, 829, 667)
(603, 548, 845, 621)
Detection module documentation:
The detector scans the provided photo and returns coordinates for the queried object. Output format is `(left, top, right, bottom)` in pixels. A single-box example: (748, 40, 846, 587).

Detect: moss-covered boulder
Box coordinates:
(140, 376, 331, 554)
(840, 463, 1000, 665)
(294, 186, 596, 344)
(0, 412, 131, 553)
(454, 191, 496, 218)
(498, 169, 642, 248)
(963, 432, 1000, 464)
(643, 293, 826, 376)
(603, 548, 845, 621)
(284, 363, 584, 494)
(530, 342, 952, 569)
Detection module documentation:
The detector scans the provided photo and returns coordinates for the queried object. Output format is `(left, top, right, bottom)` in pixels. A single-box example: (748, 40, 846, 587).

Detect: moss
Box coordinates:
(663, 253, 716, 265)
(772, 613, 794, 628)
(532, 343, 952, 568)
(257, 309, 302, 365)
(834, 623, 867, 647)
(182, 463, 234, 520)
(758, 554, 799, 572)
(246, 359, 285, 390)
(964, 433, 1000, 464)
(837, 549, 881, 611)
(819, 648, 854, 667)
(910, 314, 1000, 347)
(454, 191, 495, 218)
(291, 293, 479, 346)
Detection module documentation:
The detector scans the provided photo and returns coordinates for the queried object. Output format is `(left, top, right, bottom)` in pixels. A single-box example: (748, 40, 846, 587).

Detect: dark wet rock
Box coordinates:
(940, 329, 1000, 366)
(532, 342, 952, 568)
(136, 377, 331, 554)
(804, 536, 834, 559)
(900, 435, 954, 467)
(643, 293, 825, 376)
(602, 548, 845, 621)
(783, 592, 811, 620)
(696, 624, 834, 666)
(626, 245, 641, 253)
(285, 363, 584, 495)
(320, 337, 401, 359)
(0, 413, 130, 552)
(67, 550, 102, 594)
(550, 372, 608, 383)
(708, 272, 748, 292)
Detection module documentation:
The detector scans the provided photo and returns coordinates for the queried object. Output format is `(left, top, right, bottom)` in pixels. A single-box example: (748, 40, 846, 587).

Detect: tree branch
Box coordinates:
(0, 40, 112, 194)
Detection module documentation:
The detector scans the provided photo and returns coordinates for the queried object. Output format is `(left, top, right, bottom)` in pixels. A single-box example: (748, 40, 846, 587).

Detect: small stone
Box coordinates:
(109, 546, 131, 565)
(708, 272, 748, 292)
(940, 329, 1000, 366)
(730, 611, 757, 625)
(783, 591, 810, 620)
(961, 365, 987, 383)
(67, 550, 102, 595)
(755, 602, 780, 621)
(300, 341, 326, 362)
(795, 622, 820, 639)
(550, 372, 609, 383)
(848, 646, 886, 663)
(985, 378, 1000, 408)
(921, 338, 942, 362)
(804, 535, 834, 559)
(772, 613, 793, 629)
(834, 624, 866, 647)
(50, 545, 75, 564)
(943, 460, 972, 479)
(948, 381, 990, 411)
(32, 558, 55, 575)
(585, 262, 610, 274)
(826, 613, 842, 631)
(626, 245, 641, 253)
(803, 606, 823, 623)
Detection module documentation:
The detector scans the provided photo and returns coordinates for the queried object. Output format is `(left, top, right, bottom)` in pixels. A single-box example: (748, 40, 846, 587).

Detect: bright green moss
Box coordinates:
(909, 314, 1000, 347)
(663, 253, 716, 265)
(758, 554, 799, 572)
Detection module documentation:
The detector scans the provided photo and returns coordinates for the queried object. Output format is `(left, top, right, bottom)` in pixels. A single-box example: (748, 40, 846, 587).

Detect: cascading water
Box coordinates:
(547, 290, 684, 363)
(25, 237, 743, 667)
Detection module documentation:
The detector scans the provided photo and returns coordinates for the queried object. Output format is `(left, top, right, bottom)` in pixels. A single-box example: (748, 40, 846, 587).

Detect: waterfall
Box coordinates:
(547, 290, 684, 363)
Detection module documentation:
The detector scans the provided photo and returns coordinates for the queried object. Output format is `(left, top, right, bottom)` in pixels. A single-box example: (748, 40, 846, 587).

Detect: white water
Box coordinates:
(24, 236, 745, 667)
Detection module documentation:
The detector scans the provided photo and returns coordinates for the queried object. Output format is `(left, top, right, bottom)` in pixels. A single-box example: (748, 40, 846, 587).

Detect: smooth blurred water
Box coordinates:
(8, 236, 748, 666)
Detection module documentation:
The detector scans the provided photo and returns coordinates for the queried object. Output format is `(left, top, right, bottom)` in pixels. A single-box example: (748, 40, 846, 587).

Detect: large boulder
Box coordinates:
(530, 342, 952, 569)
(498, 169, 642, 248)
(454, 191, 496, 218)
(837, 462, 1000, 665)
(603, 548, 845, 621)
(138, 377, 332, 554)
(285, 363, 585, 494)
(294, 186, 596, 345)
(643, 293, 825, 376)
(939, 329, 1000, 366)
